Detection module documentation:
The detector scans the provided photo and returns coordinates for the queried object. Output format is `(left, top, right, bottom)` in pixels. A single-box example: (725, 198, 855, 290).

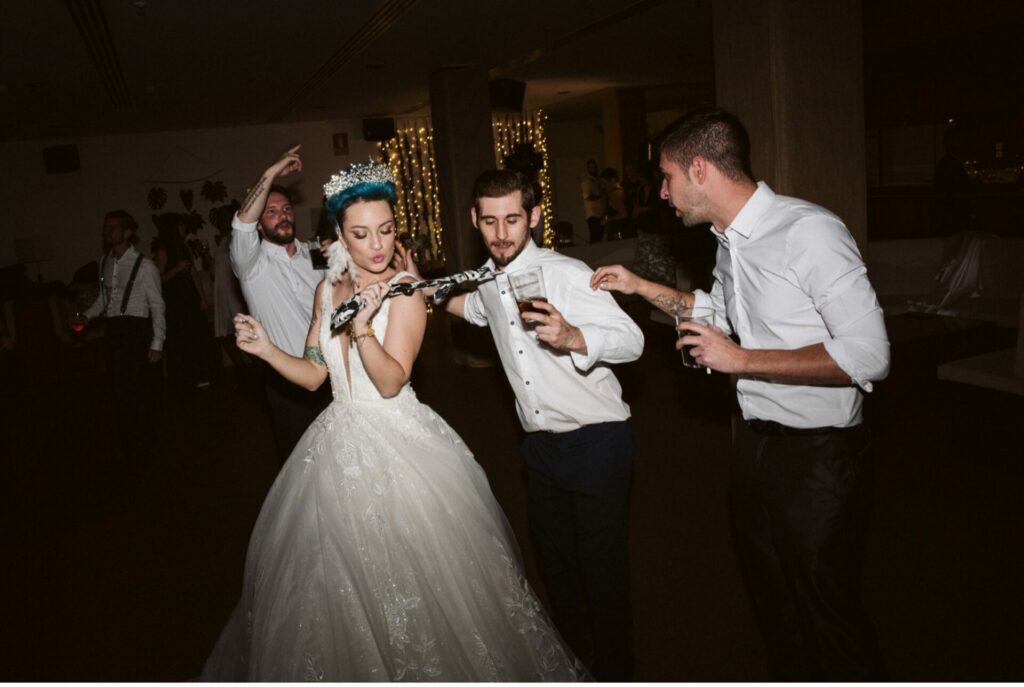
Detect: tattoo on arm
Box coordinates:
(651, 293, 690, 317)
(304, 346, 326, 366)
(240, 178, 267, 215)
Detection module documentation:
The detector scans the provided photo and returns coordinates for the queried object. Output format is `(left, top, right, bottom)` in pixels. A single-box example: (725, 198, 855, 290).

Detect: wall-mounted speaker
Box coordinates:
(362, 118, 396, 142)
(489, 79, 526, 112)
(43, 144, 80, 174)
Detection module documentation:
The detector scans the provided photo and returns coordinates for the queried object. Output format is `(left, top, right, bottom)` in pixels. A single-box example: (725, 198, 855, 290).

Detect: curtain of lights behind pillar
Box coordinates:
(379, 109, 555, 264)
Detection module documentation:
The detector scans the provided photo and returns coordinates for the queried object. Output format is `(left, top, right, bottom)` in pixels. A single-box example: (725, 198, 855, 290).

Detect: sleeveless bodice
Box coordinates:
(318, 272, 415, 405)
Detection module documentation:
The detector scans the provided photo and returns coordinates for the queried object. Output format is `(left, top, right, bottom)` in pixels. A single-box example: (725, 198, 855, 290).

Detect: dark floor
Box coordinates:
(2, 306, 1022, 681)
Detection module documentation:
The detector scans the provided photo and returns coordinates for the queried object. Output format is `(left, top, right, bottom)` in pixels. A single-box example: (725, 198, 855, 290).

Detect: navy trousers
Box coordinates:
(264, 367, 331, 463)
(731, 420, 887, 681)
(522, 420, 634, 681)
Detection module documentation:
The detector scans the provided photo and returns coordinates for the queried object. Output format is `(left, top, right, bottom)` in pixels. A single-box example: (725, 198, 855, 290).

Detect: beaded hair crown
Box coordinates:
(323, 159, 394, 200)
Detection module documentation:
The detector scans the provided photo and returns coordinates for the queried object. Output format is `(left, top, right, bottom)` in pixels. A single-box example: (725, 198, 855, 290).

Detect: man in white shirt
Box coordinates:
(232, 145, 328, 461)
(592, 108, 890, 680)
(443, 170, 644, 681)
(82, 210, 165, 456)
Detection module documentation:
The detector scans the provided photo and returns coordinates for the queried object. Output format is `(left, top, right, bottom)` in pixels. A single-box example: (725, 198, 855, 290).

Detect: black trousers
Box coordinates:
(103, 316, 154, 454)
(586, 216, 605, 244)
(731, 420, 886, 681)
(264, 367, 331, 463)
(522, 420, 634, 681)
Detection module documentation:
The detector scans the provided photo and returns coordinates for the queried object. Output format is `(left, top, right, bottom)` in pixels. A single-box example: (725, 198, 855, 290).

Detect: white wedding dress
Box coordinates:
(201, 274, 585, 682)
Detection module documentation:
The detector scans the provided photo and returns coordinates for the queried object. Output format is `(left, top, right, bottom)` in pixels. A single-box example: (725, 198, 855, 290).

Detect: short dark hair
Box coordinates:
(472, 170, 537, 214)
(268, 185, 293, 204)
(658, 107, 753, 181)
(105, 209, 138, 232)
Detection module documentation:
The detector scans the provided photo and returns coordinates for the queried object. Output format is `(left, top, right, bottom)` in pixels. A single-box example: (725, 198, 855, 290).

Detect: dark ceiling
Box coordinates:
(1, 0, 1021, 143)
(0, 0, 713, 141)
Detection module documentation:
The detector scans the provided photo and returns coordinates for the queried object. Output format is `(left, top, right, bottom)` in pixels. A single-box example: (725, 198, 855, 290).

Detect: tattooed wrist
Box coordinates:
(651, 293, 691, 317)
(304, 345, 326, 366)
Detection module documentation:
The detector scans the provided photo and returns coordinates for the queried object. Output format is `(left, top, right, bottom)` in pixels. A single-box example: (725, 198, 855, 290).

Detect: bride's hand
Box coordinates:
(352, 281, 388, 334)
(234, 314, 272, 358)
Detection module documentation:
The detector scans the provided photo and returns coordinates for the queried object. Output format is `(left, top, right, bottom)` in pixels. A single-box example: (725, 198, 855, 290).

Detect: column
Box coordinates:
(712, 0, 868, 248)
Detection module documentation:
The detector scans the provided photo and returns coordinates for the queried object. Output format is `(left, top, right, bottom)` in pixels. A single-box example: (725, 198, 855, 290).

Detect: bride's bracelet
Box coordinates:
(352, 326, 375, 344)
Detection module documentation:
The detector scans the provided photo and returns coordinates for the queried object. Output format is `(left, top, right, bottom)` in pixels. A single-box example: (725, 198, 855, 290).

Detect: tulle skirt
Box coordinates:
(201, 392, 585, 681)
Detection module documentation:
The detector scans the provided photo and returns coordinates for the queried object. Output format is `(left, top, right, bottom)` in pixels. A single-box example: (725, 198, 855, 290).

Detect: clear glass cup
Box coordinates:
(674, 306, 715, 370)
(508, 268, 547, 331)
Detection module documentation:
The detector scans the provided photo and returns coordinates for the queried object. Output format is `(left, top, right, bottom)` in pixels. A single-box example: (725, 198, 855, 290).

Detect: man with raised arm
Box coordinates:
(437, 169, 644, 681)
(232, 145, 328, 460)
(591, 108, 890, 680)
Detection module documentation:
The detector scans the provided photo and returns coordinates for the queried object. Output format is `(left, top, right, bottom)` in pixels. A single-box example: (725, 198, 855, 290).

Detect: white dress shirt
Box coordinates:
(231, 214, 324, 357)
(693, 182, 890, 429)
(83, 244, 166, 351)
(463, 240, 644, 433)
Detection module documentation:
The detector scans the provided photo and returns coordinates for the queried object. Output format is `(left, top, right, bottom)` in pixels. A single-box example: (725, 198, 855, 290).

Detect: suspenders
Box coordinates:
(100, 252, 146, 316)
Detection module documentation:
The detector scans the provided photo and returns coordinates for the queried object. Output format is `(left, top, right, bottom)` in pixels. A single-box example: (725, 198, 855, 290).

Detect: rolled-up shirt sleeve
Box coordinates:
(462, 290, 489, 327)
(692, 271, 733, 337)
(790, 218, 890, 391)
(230, 213, 262, 281)
(564, 271, 644, 371)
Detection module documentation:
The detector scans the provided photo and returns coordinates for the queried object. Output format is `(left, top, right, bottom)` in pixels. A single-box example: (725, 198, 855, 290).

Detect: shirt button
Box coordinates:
(501, 290, 506, 295)
(534, 410, 540, 414)
(525, 380, 530, 385)
(518, 350, 523, 355)
(510, 321, 515, 326)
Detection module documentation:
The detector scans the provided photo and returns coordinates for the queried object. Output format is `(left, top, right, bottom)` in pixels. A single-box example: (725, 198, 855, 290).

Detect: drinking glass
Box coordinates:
(674, 306, 715, 370)
(508, 268, 547, 330)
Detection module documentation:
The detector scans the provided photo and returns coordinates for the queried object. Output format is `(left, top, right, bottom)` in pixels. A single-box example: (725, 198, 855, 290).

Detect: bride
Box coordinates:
(201, 160, 586, 681)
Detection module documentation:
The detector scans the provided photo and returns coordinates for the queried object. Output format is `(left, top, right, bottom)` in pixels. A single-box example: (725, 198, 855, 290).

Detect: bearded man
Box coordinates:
(232, 145, 329, 460)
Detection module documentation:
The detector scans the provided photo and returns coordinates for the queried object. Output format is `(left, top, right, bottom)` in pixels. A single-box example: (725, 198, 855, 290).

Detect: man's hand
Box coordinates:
(678, 321, 746, 373)
(148, 349, 163, 364)
(266, 144, 303, 179)
(392, 242, 423, 281)
(526, 300, 587, 355)
(239, 145, 302, 222)
(590, 264, 642, 295)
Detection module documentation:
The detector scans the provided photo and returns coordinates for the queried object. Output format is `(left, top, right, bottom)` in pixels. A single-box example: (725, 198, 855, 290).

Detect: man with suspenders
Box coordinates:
(82, 210, 166, 456)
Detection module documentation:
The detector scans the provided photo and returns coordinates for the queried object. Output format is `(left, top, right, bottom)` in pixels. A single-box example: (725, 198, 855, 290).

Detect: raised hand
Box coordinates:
(234, 313, 272, 358)
(239, 145, 303, 222)
(351, 281, 389, 334)
(590, 264, 642, 294)
(266, 144, 303, 179)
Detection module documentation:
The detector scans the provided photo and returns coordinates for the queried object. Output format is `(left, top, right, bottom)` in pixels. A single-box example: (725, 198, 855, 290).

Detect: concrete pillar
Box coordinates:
(428, 65, 498, 364)
(601, 87, 647, 176)
(712, 0, 868, 249)
(429, 65, 494, 271)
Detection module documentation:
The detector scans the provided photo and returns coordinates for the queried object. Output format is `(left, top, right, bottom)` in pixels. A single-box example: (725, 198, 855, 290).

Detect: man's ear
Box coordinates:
(470, 207, 479, 229)
(528, 205, 542, 229)
(690, 156, 708, 184)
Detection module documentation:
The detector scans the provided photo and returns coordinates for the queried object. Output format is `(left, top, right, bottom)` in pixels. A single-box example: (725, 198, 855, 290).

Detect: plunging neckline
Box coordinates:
(327, 281, 356, 399)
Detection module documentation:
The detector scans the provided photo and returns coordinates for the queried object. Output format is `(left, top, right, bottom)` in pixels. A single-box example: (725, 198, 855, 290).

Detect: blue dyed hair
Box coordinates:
(324, 181, 398, 232)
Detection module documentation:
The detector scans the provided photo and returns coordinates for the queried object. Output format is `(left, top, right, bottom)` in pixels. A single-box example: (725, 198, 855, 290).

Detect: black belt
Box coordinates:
(745, 419, 858, 437)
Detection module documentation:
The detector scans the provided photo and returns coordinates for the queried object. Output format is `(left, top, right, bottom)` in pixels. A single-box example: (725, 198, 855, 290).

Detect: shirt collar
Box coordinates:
(110, 244, 139, 262)
(261, 238, 301, 261)
(486, 239, 540, 273)
(722, 181, 774, 240)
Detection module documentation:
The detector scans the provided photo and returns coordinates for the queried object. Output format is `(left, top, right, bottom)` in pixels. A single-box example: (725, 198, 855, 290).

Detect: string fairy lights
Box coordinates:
(492, 109, 555, 247)
(379, 118, 445, 266)
(378, 109, 556, 261)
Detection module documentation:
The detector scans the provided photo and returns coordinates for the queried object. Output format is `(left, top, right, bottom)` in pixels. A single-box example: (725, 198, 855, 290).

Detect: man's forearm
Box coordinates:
(740, 343, 851, 386)
(238, 173, 272, 223)
(637, 280, 693, 317)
